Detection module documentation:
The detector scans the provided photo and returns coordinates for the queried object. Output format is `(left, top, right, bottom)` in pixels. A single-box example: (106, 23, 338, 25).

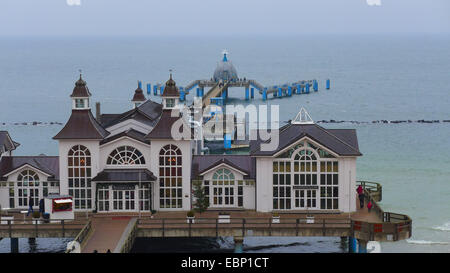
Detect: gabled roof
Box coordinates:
(92, 169, 156, 182)
(100, 129, 150, 145)
(145, 110, 192, 140)
(0, 156, 59, 181)
(53, 110, 110, 140)
(192, 155, 256, 179)
(250, 123, 362, 157)
(0, 131, 20, 153)
(100, 99, 162, 128)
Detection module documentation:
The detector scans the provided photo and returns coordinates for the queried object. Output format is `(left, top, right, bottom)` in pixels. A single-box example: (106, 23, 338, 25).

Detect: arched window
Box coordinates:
(272, 140, 339, 211)
(17, 170, 40, 207)
(159, 144, 182, 209)
(107, 146, 145, 165)
(211, 168, 236, 206)
(68, 145, 92, 210)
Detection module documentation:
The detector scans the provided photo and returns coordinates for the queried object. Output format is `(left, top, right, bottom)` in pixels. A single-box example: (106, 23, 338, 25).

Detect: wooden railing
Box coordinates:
(0, 219, 87, 238)
(355, 181, 412, 241)
(137, 217, 351, 237)
(118, 219, 138, 253)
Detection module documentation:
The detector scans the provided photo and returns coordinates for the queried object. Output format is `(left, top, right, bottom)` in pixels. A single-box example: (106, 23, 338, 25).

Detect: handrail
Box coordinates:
(118, 219, 138, 253)
(65, 220, 92, 253)
(355, 181, 412, 240)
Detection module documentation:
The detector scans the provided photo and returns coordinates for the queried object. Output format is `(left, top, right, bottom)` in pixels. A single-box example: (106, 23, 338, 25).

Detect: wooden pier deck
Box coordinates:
(0, 181, 411, 252)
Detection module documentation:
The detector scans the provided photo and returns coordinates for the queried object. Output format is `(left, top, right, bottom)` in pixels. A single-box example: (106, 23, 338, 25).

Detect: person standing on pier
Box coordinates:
(26, 196, 34, 216)
(357, 185, 365, 209)
(367, 201, 373, 213)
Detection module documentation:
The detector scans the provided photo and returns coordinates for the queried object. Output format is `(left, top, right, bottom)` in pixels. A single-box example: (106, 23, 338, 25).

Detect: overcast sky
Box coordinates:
(1, 0, 449, 36)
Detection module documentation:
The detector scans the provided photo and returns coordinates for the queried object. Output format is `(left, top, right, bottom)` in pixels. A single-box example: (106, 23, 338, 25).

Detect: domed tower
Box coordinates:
(131, 81, 146, 108)
(213, 50, 238, 82)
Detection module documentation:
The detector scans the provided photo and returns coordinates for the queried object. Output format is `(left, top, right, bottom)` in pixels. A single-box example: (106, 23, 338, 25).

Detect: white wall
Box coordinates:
(338, 157, 357, 213)
(0, 187, 9, 209)
(255, 157, 273, 212)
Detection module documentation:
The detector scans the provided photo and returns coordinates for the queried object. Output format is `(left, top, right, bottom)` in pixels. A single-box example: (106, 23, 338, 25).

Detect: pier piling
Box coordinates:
(10, 238, 18, 253)
(326, 79, 330, 90)
(251, 88, 254, 99)
(348, 237, 357, 253)
(234, 237, 244, 253)
(146, 84, 151, 95)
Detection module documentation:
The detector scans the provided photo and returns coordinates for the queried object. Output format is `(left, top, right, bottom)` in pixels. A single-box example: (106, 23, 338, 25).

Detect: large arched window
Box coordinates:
(68, 145, 92, 210)
(273, 140, 339, 210)
(107, 146, 145, 165)
(17, 170, 40, 207)
(159, 144, 182, 209)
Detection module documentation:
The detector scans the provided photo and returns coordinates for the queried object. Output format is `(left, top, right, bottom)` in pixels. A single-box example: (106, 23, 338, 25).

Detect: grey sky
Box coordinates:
(1, 0, 449, 36)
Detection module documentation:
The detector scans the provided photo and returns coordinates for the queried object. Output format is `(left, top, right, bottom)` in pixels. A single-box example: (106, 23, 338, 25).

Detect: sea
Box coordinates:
(0, 34, 449, 253)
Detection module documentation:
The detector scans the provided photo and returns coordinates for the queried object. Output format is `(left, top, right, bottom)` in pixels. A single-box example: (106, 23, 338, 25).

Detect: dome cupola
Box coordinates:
(213, 50, 238, 82)
(162, 73, 180, 110)
(71, 73, 91, 110)
(132, 81, 146, 108)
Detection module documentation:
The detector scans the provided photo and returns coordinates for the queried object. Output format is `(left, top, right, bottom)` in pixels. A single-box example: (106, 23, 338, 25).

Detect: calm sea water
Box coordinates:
(0, 35, 449, 253)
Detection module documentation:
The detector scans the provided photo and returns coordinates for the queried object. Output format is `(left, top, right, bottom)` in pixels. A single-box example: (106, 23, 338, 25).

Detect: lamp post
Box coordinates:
(139, 171, 142, 219)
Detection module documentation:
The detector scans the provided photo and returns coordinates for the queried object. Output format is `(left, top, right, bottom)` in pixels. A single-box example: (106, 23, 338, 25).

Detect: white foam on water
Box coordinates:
(406, 239, 449, 245)
(432, 222, 450, 231)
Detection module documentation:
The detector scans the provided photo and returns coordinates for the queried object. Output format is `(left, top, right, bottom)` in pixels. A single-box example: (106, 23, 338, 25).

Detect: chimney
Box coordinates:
(95, 102, 101, 123)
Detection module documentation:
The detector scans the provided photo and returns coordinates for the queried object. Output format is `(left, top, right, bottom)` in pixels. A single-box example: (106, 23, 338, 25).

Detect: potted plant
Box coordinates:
(218, 212, 230, 223)
(32, 211, 41, 224)
(186, 210, 195, 224)
(272, 212, 280, 224)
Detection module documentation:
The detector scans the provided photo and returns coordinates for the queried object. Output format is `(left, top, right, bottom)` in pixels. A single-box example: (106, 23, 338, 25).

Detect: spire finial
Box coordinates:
(78, 69, 82, 79)
(292, 107, 314, 125)
(222, 50, 228, 62)
(169, 69, 173, 79)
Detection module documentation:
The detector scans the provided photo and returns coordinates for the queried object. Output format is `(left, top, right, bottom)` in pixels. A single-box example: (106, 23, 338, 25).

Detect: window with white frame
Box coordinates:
(17, 170, 40, 207)
(68, 145, 92, 210)
(272, 140, 339, 210)
(211, 168, 237, 206)
(107, 146, 146, 166)
(159, 144, 182, 209)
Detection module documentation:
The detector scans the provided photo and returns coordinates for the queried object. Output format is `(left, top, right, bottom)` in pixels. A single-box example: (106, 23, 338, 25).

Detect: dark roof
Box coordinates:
(162, 74, 179, 97)
(92, 169, 156, 182)
(145, 110, 192, 140)
(250, 123, 362, 157)
(53, 110, 110, 140)
(100, 129, 150, 145)
(192, 155, 256, 179)
(0, 131, 20, 153)
(100, 99, 162, 128)
(0, 156, 59, 180)
(70, 75, 91, 98)
(132, 86, 146, 102)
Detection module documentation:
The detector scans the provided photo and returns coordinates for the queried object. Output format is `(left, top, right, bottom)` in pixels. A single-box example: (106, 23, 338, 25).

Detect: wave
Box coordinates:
(432, 222, 450, 231)
(406, 239, 449, 245)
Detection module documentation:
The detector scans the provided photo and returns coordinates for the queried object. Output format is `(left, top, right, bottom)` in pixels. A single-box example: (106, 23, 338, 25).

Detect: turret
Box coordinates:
(70, 74, 91, 110)
(132, 81, 146, 109)
(162, 73, 180, 110)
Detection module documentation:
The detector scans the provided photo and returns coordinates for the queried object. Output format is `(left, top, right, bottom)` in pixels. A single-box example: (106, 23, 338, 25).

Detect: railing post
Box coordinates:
(216, 218, 218, 238)
(8, 220, 12, 237)
(35, 219, 38, 238)
(62, 220, 65, 237)
(269, 218, 272, 236)
(162, 219, 165, 238)
(322, 219, 326, 236)
(242, 219, 245, 237)
(189, 219, 192, 237)
(296, 219, 299, 236)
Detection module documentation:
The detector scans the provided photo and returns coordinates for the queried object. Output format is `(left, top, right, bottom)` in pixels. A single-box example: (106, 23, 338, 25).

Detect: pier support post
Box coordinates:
(278, 87, 282, 98)
(234, 237, 244, 253)
(326, 79, 330, 90)
(348, 237, 357, 253)
(251, 88, 254, 99)
(305, 84, 310, 93)
(358, 240, 367, 253)
(245, 87, 249, 100)
(138, 81, 142, 89)
(262, 89, 267, 101)
(313, 80, 318, 92)
(287, 86, 292, 96)
(10, 238, 19, 253)
(180, 91, 185, 102)
(147, 84, 151, 95)
(160, 86, 164, 95)
(296, 85, 301, 94)
(153, 85, 158, 96)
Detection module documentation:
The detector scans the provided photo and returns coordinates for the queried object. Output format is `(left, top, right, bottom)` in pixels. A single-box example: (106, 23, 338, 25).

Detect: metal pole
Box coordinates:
(139, 171, 141, 219)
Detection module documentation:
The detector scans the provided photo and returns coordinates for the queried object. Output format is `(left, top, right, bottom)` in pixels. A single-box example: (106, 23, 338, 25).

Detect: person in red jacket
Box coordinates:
(356, 185, 364, 209)
(367, 201, 373, 213)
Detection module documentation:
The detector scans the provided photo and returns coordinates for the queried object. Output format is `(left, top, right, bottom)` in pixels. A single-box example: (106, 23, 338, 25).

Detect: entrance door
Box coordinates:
(112, 189, 136, 211)
(294, 189, 318, 209)
(212, 185, 235, 207)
